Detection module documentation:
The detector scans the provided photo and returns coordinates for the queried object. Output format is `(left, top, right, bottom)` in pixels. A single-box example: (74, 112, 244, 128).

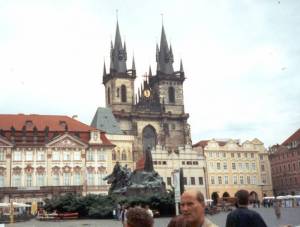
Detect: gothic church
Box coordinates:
(101, 21, 192, 160)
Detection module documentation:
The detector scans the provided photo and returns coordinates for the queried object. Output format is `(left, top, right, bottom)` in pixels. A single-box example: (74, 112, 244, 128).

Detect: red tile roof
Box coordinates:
(0, 114, 95, 131)
(192, 140, 208, 148)
(282, 128, 300, 146)
(0, 114, 114, 146)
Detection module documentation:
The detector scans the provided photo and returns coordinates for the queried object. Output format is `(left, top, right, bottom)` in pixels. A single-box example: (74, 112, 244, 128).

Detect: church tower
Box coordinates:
(103, 21, 136, 113)
(103, 21, 191, 160)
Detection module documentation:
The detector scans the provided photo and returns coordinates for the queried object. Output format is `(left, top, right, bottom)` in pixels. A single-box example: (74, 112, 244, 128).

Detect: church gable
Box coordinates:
(46, 133, 87, 148)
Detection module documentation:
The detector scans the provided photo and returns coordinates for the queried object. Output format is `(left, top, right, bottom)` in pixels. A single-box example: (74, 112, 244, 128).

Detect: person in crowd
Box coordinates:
(120, 205, 128, 227)
(273, 198, 281, 219)
(144, 205, 153, 218)
(225, 190, 267, 227)
(168, 189, 218, 227)
(125, 207, 153, 227)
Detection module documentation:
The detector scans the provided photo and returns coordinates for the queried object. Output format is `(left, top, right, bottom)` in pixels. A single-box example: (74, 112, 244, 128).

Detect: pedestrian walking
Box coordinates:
(273, 198, 281, 219)
(225, 189, 267, 227)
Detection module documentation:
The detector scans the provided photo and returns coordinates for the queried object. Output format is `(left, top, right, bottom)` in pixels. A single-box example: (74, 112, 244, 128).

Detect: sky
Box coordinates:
(0, 0, 299, 147)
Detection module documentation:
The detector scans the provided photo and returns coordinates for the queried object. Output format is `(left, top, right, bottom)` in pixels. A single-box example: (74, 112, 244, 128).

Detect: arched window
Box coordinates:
(121, 85, 127, 102)
(142, 125, 157, 152)
(107, 87, 111, 104)
(168, 86, 175, 103)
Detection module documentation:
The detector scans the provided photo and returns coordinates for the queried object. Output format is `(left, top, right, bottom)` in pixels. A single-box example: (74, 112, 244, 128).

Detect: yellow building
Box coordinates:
(193, 138, 273, 201)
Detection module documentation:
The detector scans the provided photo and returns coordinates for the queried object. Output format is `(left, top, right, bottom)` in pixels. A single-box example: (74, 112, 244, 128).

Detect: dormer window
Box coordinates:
(168, 86, 175, 103)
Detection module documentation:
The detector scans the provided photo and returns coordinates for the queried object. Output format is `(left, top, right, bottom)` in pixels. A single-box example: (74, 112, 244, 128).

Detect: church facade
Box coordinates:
(92, 21, 207, 197)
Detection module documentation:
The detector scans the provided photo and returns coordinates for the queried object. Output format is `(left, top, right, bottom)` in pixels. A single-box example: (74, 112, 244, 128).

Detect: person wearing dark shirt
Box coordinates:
(226, 189, 267, 227)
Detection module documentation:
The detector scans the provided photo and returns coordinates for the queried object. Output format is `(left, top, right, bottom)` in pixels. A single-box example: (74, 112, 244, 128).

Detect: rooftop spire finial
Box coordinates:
(161, 13, 164, 26)
(116, 9, 119, 21)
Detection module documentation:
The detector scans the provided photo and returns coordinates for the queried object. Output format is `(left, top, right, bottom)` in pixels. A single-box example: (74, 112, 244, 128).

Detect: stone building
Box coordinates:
(92, 21, 206, 196)
(269, 128, 300, 195)
(193, 138, 273, 200)
(0, 114, 115, 203)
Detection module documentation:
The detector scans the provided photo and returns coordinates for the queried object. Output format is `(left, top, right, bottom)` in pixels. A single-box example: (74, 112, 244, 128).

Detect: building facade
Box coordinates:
(0, 114, 115, 203)
(269, 128, 300, 195)
(193, 138, 273, 200)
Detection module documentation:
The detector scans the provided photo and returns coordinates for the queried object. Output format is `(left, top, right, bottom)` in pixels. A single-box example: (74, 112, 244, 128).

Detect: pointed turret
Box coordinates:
(103, 61, 107, 77)
(132, 56, 136, 71)
(148, 66, 152, 77)
(156, 25, 174, 74)
(110, 21, 127, 73)
(180, 59, 184, 73)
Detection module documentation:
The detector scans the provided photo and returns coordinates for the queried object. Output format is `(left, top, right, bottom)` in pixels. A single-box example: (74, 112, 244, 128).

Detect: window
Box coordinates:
(239, 163, 243, 170)
(198, 177, 203, 185)
(252, 163, 256, 171)
(210, 176, 215, 185)
(218, 176, 222, 184)
(232, 163, 236, 170)
(209, 152, 212, 157)
(14, 151, 21, 161)
(240, 176, 244, 184)
(63, 173, 71, 186)
(233, 176, 237, 184)
(183, 177, 187, 185)
(52, 174, 60, 186)
(244, 153, 248, 158)
(13, 175, 21, 187)
(26, 174, 32, 187)
(216, 152, 220, 158)
(98, 172, 107, 185)
(98, 151, 106, 161)
(261, 164, 265, 172)
(0, 151, 5, 161)
(222, 152, 226, 158)
(63, 151, 71, 161)
(231, 153, 234, 158)
(262, 175, 267, 184)
(167, 177, 172, 185)
(237, 153, 241, 158)
(37, 151, 45, 161)
(247, 176, 251, 184)
(193, 161, 198, 165)
(73, 173, 81, 185)
(121, 85, 127, 102)
(25, 151, 33, 161)
(52, 151, 60, 161)
(223, 162, 227, 170)
(210, 162, 214, 170)
(0, 176, 4, 187)
(36, 174, 44, 186)
(74, 151, 81, 161)
(251, 176, 257, 185)
(171, 124, 176, 130)
(168, 86, 175, 103)
(121, 151, 127, 160)
(112, 150, 116, 160)
(87, 173, 94, 185)
(224, 176, 228, 184)
(251, 153, 254, 158)
(191, 177, 195, 185)
(87, 151, 94, 161)
(246, 163, 249, 170)
(217, 162, 221, 170)
(259, 154, 263, 160)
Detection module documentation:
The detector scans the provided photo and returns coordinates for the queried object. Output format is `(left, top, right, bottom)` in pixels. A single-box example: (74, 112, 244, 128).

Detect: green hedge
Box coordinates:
(43, 190, 175, 218)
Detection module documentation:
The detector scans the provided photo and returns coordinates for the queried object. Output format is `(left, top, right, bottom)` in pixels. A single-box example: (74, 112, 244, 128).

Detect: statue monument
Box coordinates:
(104, 146, 166, 196)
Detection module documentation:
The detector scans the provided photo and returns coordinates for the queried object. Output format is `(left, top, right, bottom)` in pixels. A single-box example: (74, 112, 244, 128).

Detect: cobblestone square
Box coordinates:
(4, 207, 300, 227)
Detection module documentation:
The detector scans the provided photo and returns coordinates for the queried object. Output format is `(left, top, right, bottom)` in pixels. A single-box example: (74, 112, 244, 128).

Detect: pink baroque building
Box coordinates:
(269, 128, 300, 195)
(0, 114, 115, 204)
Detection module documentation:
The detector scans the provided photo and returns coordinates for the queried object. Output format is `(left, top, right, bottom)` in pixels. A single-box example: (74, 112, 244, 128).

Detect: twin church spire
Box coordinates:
(103, 20, 184, 79)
